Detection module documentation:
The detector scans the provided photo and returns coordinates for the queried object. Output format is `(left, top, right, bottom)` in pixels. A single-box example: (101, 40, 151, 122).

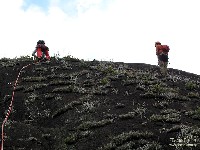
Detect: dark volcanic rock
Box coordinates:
(1, 56, 200, 150)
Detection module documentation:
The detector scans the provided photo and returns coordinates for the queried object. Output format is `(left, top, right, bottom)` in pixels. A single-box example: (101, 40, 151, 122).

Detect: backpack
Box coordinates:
(161, 45, 170, 52)
(36, 44, 49, 52)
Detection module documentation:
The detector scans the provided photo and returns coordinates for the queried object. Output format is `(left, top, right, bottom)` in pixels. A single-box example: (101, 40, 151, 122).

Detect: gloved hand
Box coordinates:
(32, 53, 36, 57)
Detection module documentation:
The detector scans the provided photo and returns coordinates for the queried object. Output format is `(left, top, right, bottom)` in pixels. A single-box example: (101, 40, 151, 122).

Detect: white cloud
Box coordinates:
(0, 0, 200, 75)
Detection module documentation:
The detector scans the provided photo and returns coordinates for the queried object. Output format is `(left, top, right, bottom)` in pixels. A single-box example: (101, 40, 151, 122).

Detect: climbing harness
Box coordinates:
(1, 59, 41, 150)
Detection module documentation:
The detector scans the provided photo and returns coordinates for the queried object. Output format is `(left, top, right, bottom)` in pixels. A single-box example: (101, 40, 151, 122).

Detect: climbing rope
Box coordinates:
(0, 61, 38, 150)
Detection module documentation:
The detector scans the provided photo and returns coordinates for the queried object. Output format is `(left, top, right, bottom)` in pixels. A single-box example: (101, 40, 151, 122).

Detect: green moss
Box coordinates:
(173, 95, 191, 101)
(150, 109, 181, 123)
(78, 119, 113, 130)
(34, 67, 48, 72)
(100, 77, 110, 85)
(49, 80, 72, 86)
(65, 134, 78, 144)
(153, 100, 169, 109)
(150, 83, 165, 93)
(17, 55, 33, 61)
(99, 131, 154, 150)
(187, 92, 200, 98)
(24, 84, 48, 92)
(52, 86, 74, 93)
(63, 55, 80, 62)
(119, 112, 136, 120)
(140, 91, 157, 98)
(52, 100, 82, 118)
(185, 81, 199, 90)
(65, 131, 93, 145)
(22, 76, 47, 82)
(188, 107, 200, 120)
(0, 60, 16, 67)
(44, 93, 55, 100)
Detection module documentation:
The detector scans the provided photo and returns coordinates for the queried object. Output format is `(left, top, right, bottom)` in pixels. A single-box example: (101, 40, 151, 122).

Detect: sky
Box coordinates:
(0, 0, 200, 75)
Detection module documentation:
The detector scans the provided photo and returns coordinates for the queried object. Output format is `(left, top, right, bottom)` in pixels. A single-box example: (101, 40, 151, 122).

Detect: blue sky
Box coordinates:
(0, 0, 200, 75)
(22, 0, 50, 11)
(22, 0, 112, 16)
(22, 0, 77, 15)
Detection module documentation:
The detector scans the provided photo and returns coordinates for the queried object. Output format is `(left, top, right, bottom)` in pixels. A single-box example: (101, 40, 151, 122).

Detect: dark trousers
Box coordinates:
(157, 54, 168, 76)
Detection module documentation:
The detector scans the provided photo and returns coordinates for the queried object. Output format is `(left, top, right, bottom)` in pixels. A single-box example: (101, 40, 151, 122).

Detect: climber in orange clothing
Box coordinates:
(32, 40, 50, 61)
(155, 41, 170, 76)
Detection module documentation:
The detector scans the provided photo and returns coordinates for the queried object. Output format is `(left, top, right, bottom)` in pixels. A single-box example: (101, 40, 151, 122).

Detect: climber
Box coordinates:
(155, 41, 170, 76)
(32, 40, 50, 61)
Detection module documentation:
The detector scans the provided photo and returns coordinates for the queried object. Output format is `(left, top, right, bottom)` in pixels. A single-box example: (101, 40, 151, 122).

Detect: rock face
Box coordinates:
(1, 56, 200, 150)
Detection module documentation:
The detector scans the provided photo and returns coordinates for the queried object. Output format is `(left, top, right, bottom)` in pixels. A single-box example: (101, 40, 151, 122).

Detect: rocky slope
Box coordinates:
(0, 56, 200, 150)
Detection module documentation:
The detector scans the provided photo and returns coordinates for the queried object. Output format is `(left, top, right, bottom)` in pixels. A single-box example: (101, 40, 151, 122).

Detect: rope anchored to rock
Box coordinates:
(1, 62, 35, 150)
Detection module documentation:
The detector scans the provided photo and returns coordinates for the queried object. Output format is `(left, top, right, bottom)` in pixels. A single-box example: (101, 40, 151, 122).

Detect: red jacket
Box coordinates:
(36, 44, 49, 52)
(32, 44, 50, 60)
(156, 45, 169, 55)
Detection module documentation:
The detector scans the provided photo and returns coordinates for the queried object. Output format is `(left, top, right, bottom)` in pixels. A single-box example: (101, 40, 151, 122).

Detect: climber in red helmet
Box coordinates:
(32, 40, 50, 61)
(155, 41, 170, 76)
